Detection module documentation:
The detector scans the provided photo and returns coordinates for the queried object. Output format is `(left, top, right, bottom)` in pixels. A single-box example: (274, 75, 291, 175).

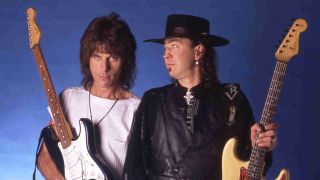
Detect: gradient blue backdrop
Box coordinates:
(1, 0, 319, 179)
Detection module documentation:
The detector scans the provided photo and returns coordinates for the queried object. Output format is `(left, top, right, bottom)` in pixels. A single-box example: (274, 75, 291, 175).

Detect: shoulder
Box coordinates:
(125, 93, 141, 108)
(136, 84, 172, 109)
(143, 84, 172, 98)
(59, 86, 87, 100)
(217, 83, 246, 101)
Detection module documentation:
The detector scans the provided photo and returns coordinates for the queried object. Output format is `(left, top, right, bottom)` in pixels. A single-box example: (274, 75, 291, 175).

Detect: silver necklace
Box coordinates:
(184, 88, 194, 105)
(88, 88, 124, 126)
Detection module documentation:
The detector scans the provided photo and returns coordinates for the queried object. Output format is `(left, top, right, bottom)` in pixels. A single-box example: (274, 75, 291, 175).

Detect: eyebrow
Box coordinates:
(165, 38, 182, 44)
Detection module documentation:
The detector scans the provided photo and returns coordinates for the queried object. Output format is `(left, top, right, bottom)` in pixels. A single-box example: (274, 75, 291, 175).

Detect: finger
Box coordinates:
(257, 135, 277, 150)
(257, 135, 273, 144)
(251, 123, 267, 147)
(264, 122, 279, 131)
(259, 130, 277, 138)
(251, 123, 263, 132)
(257, 137, 277, 151)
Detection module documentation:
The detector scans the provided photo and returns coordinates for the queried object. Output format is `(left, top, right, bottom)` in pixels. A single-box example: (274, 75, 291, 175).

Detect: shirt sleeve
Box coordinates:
(122, 90, 156, 180)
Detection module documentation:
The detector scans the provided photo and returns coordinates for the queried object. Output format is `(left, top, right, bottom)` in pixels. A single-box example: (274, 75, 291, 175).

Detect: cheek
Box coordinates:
(111, 63, 122, 76)
(89, 61, 98, 75)
(176, 51, 195, 66)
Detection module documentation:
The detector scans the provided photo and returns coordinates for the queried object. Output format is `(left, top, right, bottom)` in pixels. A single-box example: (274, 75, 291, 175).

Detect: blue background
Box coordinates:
(1, 0, 319, 179)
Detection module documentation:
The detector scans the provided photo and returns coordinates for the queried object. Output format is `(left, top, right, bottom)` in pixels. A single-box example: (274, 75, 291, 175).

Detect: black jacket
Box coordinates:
(123, 82, 272, 180)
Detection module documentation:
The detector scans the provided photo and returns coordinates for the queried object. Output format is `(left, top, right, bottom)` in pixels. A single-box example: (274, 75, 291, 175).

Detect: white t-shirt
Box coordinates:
(51, 87, 140, 179)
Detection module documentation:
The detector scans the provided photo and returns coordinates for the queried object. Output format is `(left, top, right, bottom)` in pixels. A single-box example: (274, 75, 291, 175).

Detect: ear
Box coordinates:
(194, 44, 205, 61)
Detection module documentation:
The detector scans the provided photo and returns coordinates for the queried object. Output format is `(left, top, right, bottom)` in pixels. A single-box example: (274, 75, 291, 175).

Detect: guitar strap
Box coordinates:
(220, 83, 240, 127)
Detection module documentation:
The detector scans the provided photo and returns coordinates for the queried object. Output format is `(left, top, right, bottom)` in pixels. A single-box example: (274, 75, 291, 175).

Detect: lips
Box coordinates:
(166, 64, 174, 68)
(99, 75, 110, 80)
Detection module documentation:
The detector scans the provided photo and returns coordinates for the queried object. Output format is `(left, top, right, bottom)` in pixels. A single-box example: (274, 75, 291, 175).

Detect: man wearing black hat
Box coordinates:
(123, 14, 277, 179)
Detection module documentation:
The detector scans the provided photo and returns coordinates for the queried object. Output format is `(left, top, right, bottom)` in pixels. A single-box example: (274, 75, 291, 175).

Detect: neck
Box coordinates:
(90, 84, 123, 99)
(177, 76, 201, 89)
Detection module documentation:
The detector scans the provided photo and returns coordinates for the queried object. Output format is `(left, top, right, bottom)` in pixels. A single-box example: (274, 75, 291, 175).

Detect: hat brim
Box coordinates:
(144, 34, 229, 47)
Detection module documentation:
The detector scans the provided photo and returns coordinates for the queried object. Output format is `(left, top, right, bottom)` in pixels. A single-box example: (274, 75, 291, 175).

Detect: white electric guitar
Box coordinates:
(27, 7, 113, 180)
(222, 18, 307, 180)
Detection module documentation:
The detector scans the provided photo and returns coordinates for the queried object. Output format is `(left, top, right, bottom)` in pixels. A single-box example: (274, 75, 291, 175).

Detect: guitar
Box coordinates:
(222, 18, 307, 180)
(27, 7, 113, 180)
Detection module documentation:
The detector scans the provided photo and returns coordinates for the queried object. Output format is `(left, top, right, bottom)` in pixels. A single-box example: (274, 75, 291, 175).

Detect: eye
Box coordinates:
(92, 53, 102, 61)
(171, 44, 179, 49)
(109, 56, 120, 62)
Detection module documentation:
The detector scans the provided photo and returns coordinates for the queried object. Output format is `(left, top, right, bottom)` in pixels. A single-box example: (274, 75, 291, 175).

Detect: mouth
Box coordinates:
(166, 63, 174, 68)
(99, 75, 113, 81)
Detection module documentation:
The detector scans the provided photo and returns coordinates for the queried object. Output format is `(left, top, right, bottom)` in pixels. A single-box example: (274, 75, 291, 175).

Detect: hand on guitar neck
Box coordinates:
(250, 122, 279, 152)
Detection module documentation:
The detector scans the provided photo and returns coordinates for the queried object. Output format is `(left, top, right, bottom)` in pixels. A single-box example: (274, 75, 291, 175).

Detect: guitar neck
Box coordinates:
(32, 46, 73, 149)
(247, 61, 288, 179)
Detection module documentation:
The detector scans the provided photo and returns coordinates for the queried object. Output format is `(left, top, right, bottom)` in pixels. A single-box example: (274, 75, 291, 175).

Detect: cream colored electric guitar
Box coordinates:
(222, 18, 307, 180)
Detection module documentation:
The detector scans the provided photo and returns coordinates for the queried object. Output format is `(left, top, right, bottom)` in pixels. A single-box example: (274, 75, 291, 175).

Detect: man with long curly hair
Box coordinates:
(36, 13, 140, 180)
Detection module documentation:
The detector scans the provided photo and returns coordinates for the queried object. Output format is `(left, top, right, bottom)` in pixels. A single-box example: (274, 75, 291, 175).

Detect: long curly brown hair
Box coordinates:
(79, 12, 137, 90)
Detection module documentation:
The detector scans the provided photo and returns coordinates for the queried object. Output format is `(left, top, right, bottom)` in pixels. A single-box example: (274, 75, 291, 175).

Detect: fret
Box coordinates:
(266, 101, 277, 107)
(266, 95, 278, 102)
(252, 154, 265, 161)
(274, 69, 286, 75)
(270, 81, 283, 89)
(265, 102, 277, 108)
(261, 115, 276, 121)
(269, 87, 281, 92)
(262, 109, 276, 116)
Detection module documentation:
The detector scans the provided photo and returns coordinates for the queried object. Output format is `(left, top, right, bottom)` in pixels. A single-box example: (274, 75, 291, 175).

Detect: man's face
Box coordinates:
(163, 38, 197, 80)
(89, 51, 122, 89)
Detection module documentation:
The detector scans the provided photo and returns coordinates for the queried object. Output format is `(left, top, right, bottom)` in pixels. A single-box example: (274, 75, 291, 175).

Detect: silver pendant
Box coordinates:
(184, 89, 194, 105)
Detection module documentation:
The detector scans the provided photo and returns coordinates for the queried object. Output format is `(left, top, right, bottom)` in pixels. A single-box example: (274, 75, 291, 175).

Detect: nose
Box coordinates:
(101, 58, 110, 72)
(163, 48, 171, 61)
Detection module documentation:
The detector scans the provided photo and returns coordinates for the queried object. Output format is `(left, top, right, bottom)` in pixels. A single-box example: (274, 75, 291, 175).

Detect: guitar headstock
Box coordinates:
(275, 18, 307, 62)
(26, 7, 41, 49)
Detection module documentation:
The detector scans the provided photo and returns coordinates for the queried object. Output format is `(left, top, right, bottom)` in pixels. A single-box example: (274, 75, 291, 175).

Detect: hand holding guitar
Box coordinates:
(251, 122, 279, 152)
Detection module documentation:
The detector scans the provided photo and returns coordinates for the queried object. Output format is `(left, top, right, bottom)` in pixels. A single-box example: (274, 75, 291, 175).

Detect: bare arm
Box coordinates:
(37, 139, 65, 180)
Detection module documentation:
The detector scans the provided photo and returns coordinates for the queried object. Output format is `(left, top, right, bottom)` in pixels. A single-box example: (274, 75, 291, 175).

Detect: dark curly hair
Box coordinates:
(80, 12, 137, 90)
(191, 38, 219, 86)
(169, 38, 219, 86)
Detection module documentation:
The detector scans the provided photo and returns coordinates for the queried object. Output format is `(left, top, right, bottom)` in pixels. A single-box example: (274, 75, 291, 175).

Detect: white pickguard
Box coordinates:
(57, 120, 107, 180)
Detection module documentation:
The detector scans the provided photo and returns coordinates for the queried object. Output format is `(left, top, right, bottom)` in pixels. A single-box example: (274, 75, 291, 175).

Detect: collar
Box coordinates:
(173, 80, 212, 99)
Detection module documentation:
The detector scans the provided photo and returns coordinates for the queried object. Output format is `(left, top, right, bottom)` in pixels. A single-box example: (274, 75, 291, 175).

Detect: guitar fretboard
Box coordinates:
(246, 61, 288, 179)
(32, 46, 73, 149)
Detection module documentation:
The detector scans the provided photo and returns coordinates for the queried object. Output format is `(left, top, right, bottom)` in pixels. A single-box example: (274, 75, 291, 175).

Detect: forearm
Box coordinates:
(37, 143, 64, 180)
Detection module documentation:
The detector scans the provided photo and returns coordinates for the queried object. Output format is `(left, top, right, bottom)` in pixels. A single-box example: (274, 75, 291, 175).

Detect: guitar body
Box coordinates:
(222, 138, 289, 180)
(57, 118, 113, 180)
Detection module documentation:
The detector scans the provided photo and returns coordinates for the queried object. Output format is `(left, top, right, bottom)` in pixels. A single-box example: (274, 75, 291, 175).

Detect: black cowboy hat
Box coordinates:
(144, 14, 229, 47)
